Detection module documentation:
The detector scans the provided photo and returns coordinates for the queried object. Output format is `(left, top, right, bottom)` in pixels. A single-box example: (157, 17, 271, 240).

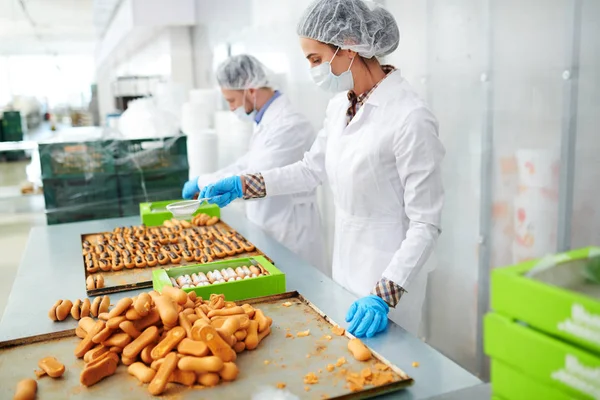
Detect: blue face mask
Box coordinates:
(233, 90, 257, 122)
(310, 47, 356, 93)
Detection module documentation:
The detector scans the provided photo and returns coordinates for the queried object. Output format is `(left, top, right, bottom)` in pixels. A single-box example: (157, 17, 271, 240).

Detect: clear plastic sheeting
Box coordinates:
(527, 250, 600, 298)
(38, 126, 189, 225)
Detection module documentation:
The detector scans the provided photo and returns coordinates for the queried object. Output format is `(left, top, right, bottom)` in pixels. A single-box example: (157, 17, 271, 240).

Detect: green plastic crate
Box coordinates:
(46, 204, 121, 225)
(0, 111, 23, 142)
(491, 360, 573, 400)
(42, 175, 119, 210)
(485, 312, 600, 399)
(115, 136, 188, 173)
(152, 256, 285, 302)
(1, 151, 27, 161)
(139, 200, 220, 226)
(118, 168, 189, 215)
(39, 141, 117, 179)
(491, 247, 600, 356)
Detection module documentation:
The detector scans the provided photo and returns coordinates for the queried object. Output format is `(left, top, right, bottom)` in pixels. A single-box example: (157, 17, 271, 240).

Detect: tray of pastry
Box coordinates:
(0, 291, 412, 399)
(81, 215, 271, 296)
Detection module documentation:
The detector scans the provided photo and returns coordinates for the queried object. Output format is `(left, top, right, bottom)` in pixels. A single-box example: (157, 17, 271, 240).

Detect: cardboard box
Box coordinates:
(139, 200, 220, 226)
(485, 313, 600, 399)
(152, 256, 285, 302)
(491, 247, 600, 355)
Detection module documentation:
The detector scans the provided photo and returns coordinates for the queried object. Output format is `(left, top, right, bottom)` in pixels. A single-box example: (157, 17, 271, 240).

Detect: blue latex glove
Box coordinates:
(199, 176, 243, 208)
(182, 177, 199, 200)
(346, 295, 389, 338)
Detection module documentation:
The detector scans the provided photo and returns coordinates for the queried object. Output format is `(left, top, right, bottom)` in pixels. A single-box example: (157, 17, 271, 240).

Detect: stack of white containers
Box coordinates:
(512, 149, 560, 262)
(214, 110, 253, 169)
(181, 89, 219, 178)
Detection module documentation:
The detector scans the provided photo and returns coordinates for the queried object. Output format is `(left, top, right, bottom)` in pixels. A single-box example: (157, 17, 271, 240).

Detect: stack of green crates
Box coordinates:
(116, 136, 189, 217)
(1, 111, 26, 161)
(40, 135, 188, 224)
(40, 140, 121, 225)
(485, 247, 600, 400)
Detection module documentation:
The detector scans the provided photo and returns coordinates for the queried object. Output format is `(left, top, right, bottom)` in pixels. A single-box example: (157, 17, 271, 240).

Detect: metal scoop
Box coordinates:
(166, 199, 208, 219)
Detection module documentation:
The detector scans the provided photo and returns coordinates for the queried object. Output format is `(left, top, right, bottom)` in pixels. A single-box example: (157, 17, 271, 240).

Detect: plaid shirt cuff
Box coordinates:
(372, 277, 405, 308)
(242, 173, 266, 199)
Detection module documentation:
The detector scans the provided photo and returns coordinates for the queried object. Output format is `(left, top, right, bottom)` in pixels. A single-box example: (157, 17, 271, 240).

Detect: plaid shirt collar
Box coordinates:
(347, 65, 396, 124)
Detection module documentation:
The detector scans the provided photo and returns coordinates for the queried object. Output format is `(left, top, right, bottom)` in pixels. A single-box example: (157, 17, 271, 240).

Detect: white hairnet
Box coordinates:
(297, 0, 399, 59)
(216, 54, 272, 90)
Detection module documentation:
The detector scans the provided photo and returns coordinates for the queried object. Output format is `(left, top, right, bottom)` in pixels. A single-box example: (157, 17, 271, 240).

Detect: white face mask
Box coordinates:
(310, 47, 356, 93)
(233, 90, 257, 122)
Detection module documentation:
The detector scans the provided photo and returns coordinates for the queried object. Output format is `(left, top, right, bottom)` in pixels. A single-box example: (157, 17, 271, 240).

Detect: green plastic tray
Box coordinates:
(491, 359, 573, 400)
(152, 256, 285, 302)
(139, 200, 220, 226)
(491, 247, 600, 356)
(484, 312, 600, 399)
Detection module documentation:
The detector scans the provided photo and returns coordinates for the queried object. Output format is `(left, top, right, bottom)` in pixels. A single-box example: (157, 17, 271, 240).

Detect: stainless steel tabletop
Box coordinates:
(0, 208, 481, 399)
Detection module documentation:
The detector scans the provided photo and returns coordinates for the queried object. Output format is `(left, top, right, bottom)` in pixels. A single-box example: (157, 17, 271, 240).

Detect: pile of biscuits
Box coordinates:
(70, 288, 272, 395)
(82, 214, 257, 274)
(169, 263, 269, 288)
(48, 296, 110, 321)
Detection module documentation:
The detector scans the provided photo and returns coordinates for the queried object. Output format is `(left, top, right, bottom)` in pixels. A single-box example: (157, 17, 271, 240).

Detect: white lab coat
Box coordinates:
(261, 70, 445, 335)
(197, 94, 326, 274)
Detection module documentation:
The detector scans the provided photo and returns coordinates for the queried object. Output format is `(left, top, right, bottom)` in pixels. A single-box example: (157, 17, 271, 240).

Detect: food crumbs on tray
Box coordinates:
(318, 369, 323, 374)
(264, 360, 270, 365)
(326, 364, 335, 372)
(321, 395, 329, 399)
(361, 367, 372, 378)
(306, 354, 311, 358)
(297, 329, 311, 337)
(285, 333, 294, 338)
(412, 361, 420, 368)
(282, 302, 293, 307)
(332, 325, 345, 336)
(374, 363, 390, 371)
(323, 335, 332, 340)
(276, 382, 286, 389)
(335, 357, 347, 367)
(304, 372, 319, 384)
(345, 372, 365, 392)
(304, 386, 311, 392)
(371, 371, 395, 386)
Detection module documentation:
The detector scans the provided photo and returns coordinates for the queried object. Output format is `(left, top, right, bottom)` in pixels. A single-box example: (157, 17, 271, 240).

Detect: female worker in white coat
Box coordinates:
(182, 54, 326, 273)
(199, 0, 444, 338)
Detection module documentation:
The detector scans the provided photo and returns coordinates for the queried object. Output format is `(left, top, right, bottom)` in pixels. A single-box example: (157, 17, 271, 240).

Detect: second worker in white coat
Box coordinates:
(199, 0, 445, 338)
(182, 55, 326, 274)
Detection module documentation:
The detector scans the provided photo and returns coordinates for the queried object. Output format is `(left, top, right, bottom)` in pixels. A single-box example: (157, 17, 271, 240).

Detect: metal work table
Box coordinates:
(0, 208, 481, 399)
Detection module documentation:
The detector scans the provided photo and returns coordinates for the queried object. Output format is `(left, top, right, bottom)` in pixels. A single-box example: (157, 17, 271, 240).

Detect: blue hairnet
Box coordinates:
(216, 54, 272, 90)
(297, 0, 399, 59)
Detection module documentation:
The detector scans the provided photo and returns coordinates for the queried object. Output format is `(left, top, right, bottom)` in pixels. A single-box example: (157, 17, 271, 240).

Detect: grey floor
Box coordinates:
(0, 159, 46, 320)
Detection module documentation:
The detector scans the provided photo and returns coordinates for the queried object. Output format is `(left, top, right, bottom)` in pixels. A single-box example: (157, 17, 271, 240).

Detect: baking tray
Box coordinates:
(0, 292, 412, 399)
(82, 220, 272, 297)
